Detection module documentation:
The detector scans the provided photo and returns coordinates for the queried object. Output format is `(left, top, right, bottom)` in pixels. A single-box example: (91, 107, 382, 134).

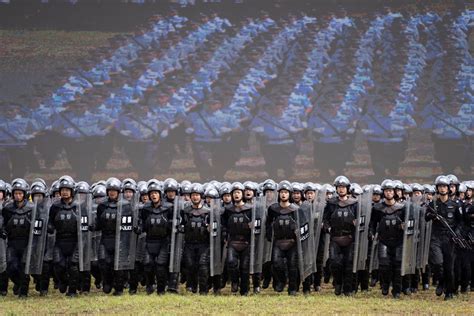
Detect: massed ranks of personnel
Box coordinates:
(250, 96, 305, 180)
(185, 98, 240, 181)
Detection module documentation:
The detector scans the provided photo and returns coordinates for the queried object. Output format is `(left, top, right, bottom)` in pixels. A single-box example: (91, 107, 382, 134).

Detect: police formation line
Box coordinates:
(0, 175, 473, 300)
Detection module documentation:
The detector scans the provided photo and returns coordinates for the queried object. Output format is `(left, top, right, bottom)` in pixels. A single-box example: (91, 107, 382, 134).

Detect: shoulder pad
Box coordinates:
(338, 197, 358, 207)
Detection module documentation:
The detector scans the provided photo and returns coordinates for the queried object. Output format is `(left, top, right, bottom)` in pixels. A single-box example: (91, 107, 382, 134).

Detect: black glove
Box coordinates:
(0, 230, 7, 240)
(88, 223, 96, 232)
(133, 225, 142, 235)
(425, 211, 437, 221)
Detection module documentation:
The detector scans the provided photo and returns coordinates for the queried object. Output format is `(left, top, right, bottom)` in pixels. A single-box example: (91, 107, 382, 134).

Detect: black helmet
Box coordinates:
(277, 180, 292, 193)
(381, 179, 395, 190)
(75, 181, 90, 194)
(31, 181, 47, 196)
(434, 176, 450, 187)
(292, 182, 304, 193)
(137, 181, 148, 196)
(181, 182, 192, 195)
(303, 182, 317, 193)
(423, 184, 435, 194)
(190, 183, 204, 196)
(92, 184, 106, 198)
(11, 178, 29, 194)
(58, 175, 75, 191)
(231, 182, 245, 193)
(350, 183, 363, 195)
(105, 177, 121, 192)
(372, 185, 382, 195)
(163, 178, 179, 192)
(147, 179, 162, 195)
(333, 176, 350, 187)
(122, 178, 137, 192)
(262, 179, 277, 192)
(411, 183, 424, 193)
(205, 187, 219, 199)
(393, 180, 404, 190)
(446, 174, 460, 185)
(243, 181, 258, 192)
(219, 182, 232, 196)
(403, 184, 412, 194)
(50, 180, 60, 196)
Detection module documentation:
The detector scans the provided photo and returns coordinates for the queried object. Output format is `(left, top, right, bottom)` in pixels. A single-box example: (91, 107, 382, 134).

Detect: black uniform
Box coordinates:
(95, 198, 133, 295)
(323, 196, 358, 295)
(0, 209, 7, 296)
(2, 200, 34, 297)
(266, 203, 299, 294)
(370, 201, 406, 297)
(48, 198, 84, 296)
(182, 204, 211, 294)
(222, 202, 253, 295)
(139, 201, 173, 294)
(459, 199, 474, 292)
(426, 198, 462, 298)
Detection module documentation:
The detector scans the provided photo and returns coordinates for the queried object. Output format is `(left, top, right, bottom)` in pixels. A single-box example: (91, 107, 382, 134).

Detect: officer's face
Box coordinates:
(305, 191, 315, 201)
(425, 193, 433, 201)
(459, 192, 465, 200)
(383, 189, 395, 200)
(13, 190, 24, 202)
(33, 193, 44, 202)
(395, 189, 403, 199)
(222, 194, 232, 204)
(232, 190, 243, 203)
(326, 192, 333, 200)
(141, 194, 149, 203)
(372, 194, 381, 203)
(292, 191, 301, 203)
(0, 192, 4, 200)
(244, 189, 254, 200)
(124, 190, 134, 201)
(413, 191, 423, 197)
(54, 191, 61, 198)
(149, 191, 160, 203)
(60, 188, 72, 200)
(108, 190, 119, 200)
(183, 193, 191, 201)
(279, 190, 290, 202)
(466, 189, 472, 199)
(336, 186, 347, 197)
(449, 184, 457, 195)
(166, 191, 176, 200)
(191, 193, 201, 205)
(437, 185, 448, 195)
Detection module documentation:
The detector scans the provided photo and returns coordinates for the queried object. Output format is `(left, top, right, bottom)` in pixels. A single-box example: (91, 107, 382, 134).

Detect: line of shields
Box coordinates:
(369, 195, 431, 276)
(21, 191, 142, 276)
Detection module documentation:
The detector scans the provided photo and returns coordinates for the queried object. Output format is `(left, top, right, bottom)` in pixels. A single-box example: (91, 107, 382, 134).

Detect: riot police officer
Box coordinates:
(95, 177, 132, 296)
(139, 180, 173, 295)
(2, 179, 33, 298)
(266, 181, 299, 295)
(323, 176, 358, 296)
(182, 183, 212, 295)
(370, 180, 406, 299)
(48, 176, 82, 297)
(222, 182, 253, 296)
(426, 175, 463, 300)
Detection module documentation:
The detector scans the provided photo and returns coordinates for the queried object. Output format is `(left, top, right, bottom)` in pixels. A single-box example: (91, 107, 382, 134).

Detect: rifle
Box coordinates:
(424, 202, 471, 250)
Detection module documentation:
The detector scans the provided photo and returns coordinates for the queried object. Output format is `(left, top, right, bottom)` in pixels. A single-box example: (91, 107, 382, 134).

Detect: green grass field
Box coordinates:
(1, 284, 473, 315)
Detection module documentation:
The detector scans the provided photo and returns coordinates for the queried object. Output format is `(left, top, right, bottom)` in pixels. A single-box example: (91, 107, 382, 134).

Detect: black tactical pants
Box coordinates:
(183, 243, 210, 294)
